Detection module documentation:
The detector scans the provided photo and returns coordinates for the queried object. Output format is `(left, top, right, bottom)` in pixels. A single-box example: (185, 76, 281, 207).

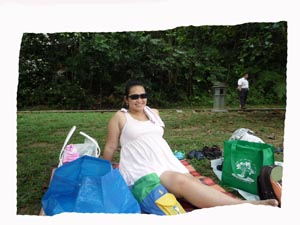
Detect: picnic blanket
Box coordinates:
(177, 159, 237, 211)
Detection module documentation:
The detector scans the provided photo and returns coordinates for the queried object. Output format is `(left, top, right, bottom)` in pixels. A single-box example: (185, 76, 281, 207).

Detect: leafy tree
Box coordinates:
(17, 21, 287, 110)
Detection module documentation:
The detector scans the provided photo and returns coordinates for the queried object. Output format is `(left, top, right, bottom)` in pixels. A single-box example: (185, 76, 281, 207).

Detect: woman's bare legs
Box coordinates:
(160, 171, 278, 208)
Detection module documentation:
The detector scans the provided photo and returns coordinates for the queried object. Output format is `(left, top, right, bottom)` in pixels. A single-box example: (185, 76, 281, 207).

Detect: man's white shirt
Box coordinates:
(238, 77, 249, 89)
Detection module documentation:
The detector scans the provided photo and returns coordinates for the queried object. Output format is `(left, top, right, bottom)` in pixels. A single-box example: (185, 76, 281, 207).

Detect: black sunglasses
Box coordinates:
(128, 93, 147, 100)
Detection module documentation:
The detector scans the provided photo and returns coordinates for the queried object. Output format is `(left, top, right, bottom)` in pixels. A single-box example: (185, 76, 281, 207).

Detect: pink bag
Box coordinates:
(62, 144, 80, 164)
(58, 126, 101, 167)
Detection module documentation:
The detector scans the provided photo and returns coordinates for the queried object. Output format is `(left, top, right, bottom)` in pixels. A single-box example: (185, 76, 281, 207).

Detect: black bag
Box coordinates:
(257, 165, 283, 207)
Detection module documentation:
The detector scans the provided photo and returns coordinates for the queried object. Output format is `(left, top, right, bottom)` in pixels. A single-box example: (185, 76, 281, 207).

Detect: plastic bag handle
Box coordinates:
(79, 131, 101, 157)
(58, 126, 101, 167)
(58, 126, 77, 166)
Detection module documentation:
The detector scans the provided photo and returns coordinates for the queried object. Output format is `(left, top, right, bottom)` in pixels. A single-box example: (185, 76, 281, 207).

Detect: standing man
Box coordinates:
(237, 73, 249, 110)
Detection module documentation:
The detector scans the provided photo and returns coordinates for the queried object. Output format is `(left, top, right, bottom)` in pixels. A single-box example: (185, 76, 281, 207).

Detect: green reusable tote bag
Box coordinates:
(221, 140, 275, 195)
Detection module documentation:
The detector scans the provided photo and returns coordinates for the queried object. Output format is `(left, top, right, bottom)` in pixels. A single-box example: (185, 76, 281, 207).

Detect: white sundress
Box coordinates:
(119, 108, 189, 186)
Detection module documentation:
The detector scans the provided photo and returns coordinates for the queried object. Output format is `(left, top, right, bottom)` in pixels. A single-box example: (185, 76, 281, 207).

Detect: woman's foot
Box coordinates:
(248, 199, 279, 207)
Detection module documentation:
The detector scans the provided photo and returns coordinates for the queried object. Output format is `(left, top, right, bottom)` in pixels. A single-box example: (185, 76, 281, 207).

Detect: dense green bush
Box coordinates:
(18, 22, 287, 110)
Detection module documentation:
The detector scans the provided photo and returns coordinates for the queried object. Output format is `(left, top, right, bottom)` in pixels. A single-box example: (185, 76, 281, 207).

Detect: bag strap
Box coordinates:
(58, 126, 77, 166)
(58, 126, 101, 167)
(230, 140, 238, 171)
(79, 131, 101, 157)
(230, 140, 274, 171)
(262, 146, 274, 165)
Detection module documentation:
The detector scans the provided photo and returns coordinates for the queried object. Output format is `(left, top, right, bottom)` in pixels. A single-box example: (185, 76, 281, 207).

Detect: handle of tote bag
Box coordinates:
(230, 140, 238, 172)
(58, 126, 101, 167)
(58, 126, 77, 167)
(79, 131, 101, 157)
(262, 145, 275, 165)
(230, 140, 274, 171)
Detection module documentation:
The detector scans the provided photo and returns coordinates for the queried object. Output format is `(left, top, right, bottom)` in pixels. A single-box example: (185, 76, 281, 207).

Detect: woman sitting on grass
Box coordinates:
(102, 80, 278, 209)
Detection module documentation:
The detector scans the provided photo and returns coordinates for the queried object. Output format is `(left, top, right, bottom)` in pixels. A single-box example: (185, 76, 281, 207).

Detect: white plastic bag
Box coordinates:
(58, 126, 101, 167)
(229, 128, 264, 143)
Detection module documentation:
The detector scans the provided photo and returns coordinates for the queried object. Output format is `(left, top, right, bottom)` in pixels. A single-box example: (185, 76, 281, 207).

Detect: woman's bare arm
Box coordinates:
(102, 111, 123, 161)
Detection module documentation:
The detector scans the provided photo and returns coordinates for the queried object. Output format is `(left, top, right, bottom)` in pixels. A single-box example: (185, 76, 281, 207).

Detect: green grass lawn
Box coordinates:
(16, 109, 285, 215)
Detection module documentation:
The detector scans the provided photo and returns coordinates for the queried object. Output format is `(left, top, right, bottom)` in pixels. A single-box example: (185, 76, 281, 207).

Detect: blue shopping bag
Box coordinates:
(42, 156, 141, 215)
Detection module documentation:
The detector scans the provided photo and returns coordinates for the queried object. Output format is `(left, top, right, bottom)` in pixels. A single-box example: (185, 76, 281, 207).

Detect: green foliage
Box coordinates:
(18, 22, 287, 110)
